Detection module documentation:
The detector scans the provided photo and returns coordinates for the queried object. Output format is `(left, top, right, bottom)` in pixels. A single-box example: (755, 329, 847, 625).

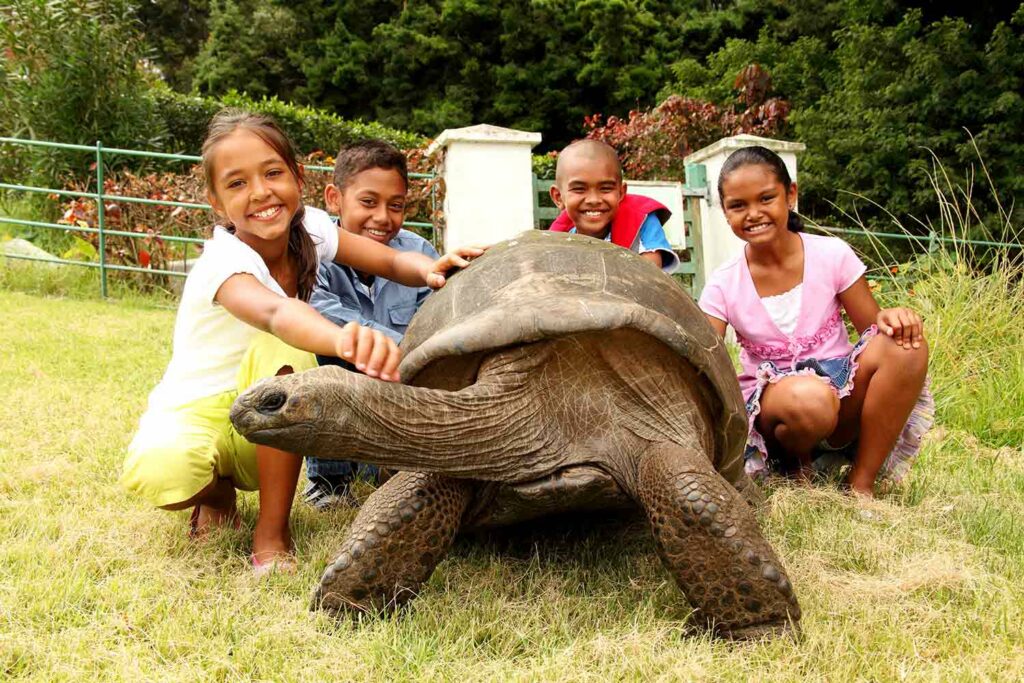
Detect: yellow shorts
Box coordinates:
(121, 332, 318, 507)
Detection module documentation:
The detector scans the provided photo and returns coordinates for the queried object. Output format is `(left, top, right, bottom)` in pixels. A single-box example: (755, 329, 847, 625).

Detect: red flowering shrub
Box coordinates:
(584, 65, 791, 181)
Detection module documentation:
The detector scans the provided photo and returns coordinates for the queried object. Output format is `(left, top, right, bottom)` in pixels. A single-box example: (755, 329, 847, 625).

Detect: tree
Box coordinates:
(192, 0, 307, 100)
(0, 0, 163, 180)
(134, 0, 210, 92)
(661, 2, 1024, 234)
(150, 0, 770, 146)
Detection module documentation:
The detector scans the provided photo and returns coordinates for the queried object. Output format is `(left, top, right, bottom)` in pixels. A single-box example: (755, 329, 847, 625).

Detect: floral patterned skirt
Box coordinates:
(743, 325, 934, 482)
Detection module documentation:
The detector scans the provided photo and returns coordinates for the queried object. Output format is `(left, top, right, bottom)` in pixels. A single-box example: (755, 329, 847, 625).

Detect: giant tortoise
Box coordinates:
(231, 230, 800, 637)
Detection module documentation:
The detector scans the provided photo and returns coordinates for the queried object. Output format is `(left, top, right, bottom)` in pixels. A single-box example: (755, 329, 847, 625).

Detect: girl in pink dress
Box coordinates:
(698, 146, 933, 497)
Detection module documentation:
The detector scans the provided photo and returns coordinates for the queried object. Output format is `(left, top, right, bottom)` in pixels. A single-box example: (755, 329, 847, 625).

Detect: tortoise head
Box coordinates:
(230, 359, 562, 482)
(230, 365, 344, 455)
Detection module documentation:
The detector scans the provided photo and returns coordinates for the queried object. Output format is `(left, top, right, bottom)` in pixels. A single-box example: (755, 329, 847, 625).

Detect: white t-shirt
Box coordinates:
(146, 206, 339, 409)
(760, 283, 803, 336)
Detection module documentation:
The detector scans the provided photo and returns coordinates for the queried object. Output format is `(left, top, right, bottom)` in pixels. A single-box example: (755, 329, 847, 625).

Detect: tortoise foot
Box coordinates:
(312, 471, 472, 615)
(720, 618, 800, 641)
(635, 443, 801, 636)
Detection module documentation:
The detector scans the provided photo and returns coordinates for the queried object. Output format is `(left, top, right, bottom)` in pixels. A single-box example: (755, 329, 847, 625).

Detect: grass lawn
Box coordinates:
(1, 256, 1023, 681)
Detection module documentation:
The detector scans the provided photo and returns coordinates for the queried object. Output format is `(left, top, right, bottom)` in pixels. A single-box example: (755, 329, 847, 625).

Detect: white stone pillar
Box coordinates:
(427, 124, 542, 252)
(684, 134, 806, 280)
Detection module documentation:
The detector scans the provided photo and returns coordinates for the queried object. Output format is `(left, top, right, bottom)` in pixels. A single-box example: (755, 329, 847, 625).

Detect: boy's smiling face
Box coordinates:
(324, 167, 407, 244)
(550, 150, 625, 239)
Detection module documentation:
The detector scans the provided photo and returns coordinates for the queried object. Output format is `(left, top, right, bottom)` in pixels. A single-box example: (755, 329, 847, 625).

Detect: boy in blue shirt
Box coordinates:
(304, 140, 439, 510)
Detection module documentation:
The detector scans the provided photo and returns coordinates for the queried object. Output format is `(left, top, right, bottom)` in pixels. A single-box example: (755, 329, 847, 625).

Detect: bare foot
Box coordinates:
(845, 473, 876, 499)
(251, 519, 295, 573)
(191, 479, 240, 538)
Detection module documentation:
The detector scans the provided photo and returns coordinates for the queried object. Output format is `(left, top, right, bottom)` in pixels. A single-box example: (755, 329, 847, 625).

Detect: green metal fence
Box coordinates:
(534, 163, 1020, 298)
(0, 137, 437, 297)
(803, 224, 1020, 251)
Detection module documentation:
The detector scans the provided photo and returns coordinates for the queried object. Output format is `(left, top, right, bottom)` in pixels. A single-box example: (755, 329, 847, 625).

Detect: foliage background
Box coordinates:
(2, 0, 1024, 235)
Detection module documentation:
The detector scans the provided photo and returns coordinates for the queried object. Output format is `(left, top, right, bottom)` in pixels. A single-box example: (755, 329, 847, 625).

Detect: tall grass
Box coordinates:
(810, 146, 1024, 447)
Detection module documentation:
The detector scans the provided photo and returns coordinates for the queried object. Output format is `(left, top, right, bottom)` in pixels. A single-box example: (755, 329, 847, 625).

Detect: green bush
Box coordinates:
(0, 0, 164, 182)
(532, 153, 558, 180)
(152, 88, 425, 157)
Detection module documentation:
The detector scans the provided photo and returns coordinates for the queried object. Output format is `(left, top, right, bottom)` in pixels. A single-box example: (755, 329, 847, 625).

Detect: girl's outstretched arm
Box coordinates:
(838, 276, 924, 350)
(216, 273, 402, 381)
(333, 228, 485, 289)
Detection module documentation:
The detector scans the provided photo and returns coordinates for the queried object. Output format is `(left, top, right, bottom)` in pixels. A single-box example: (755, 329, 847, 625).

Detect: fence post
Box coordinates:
(427, 124, 541, 252)
(95, 141, 107, 298)
(683, 165, 708, 297)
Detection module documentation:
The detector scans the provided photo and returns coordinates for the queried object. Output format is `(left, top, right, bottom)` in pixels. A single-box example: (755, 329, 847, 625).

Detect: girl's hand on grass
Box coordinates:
(335, 321, 402, 382)
(424, 245, 488, 289)
(877, 307, 924, 350)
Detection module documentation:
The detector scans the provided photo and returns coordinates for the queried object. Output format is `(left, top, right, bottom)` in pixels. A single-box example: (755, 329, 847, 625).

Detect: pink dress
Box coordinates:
(698, 233, 933, 481)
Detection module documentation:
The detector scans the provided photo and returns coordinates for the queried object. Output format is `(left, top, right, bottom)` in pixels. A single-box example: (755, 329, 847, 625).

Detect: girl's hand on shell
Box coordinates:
(425, 245, 488, 289)
(876, 307, 924, 350)
(336, 321, 402, 382)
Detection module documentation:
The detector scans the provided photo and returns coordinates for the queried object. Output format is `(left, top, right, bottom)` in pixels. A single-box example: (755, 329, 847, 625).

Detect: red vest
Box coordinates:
(548, 194, 671, 249)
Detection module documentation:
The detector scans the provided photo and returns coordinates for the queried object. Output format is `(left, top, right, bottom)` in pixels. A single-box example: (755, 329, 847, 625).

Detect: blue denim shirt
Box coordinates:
(309, 228, 439, 345)
(306, 228, 438, 482)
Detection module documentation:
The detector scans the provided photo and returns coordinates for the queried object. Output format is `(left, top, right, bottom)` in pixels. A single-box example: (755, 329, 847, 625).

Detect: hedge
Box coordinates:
(151, 87, 426, 157)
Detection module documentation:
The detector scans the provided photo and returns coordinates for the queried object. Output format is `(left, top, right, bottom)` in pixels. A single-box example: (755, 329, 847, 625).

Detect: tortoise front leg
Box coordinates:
(633, 442, 801, 638)
(313, 471, 473, 615)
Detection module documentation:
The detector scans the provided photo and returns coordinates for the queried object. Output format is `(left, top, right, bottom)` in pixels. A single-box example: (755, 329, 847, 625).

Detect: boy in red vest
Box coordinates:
(548, 139, 679, 273)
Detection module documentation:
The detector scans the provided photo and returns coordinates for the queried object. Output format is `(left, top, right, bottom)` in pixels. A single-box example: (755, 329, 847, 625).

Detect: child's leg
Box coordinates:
(233, 333, 319, 564)
(252, 365, 303, 563)
(164, 476, 238, 535)
(122, 396, 240, 534)
(756, 375, 840, 477)
(253, 445, 302, 562)
(831, 335, 929, 496)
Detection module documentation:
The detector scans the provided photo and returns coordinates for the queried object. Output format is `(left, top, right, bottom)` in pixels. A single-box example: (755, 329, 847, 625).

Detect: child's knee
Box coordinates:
(122, 425, 220, 508)
(776, 378, 839, 436)
(874, 333, 929, 378)
(904, 338, 929, 377)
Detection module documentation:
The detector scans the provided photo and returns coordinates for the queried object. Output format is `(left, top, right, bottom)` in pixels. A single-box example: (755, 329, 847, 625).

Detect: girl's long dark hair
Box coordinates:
(202, 109, 320, 301)
(717, 146, 804, 233)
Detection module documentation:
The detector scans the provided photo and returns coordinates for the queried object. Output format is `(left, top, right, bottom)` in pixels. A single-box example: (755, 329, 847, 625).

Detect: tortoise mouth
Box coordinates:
(240, 423, 317, 450)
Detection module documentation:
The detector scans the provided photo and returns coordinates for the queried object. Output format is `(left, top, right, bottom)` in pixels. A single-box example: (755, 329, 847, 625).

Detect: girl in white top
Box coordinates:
(122, 110, 481, 573)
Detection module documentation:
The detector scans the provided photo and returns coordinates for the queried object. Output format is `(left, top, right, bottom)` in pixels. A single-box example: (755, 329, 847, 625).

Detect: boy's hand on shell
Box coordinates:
(877, 307, 924, 350)
(336, 321, 402, 382)
(427, 245, 489, 289)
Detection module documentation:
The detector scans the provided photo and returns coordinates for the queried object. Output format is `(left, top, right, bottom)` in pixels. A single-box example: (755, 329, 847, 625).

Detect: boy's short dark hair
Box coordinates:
(333, 140, 409, 191)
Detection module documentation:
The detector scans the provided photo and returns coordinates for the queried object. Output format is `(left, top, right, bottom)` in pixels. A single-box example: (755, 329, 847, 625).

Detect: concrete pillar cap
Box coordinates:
(684, 134, 805, 165)
(427, 124, 542, 156)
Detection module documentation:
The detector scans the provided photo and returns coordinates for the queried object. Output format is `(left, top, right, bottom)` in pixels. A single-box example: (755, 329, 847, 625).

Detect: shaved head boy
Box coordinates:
(549, 140, 679, 273)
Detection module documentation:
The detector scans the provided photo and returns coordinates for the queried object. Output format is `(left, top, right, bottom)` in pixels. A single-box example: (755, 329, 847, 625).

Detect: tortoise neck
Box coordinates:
(316, 345, 562, 481)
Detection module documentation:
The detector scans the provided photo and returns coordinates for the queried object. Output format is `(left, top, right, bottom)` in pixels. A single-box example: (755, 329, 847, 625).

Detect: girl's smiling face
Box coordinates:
(719, 163, 797, 245)
(206, 129, 303, 246)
